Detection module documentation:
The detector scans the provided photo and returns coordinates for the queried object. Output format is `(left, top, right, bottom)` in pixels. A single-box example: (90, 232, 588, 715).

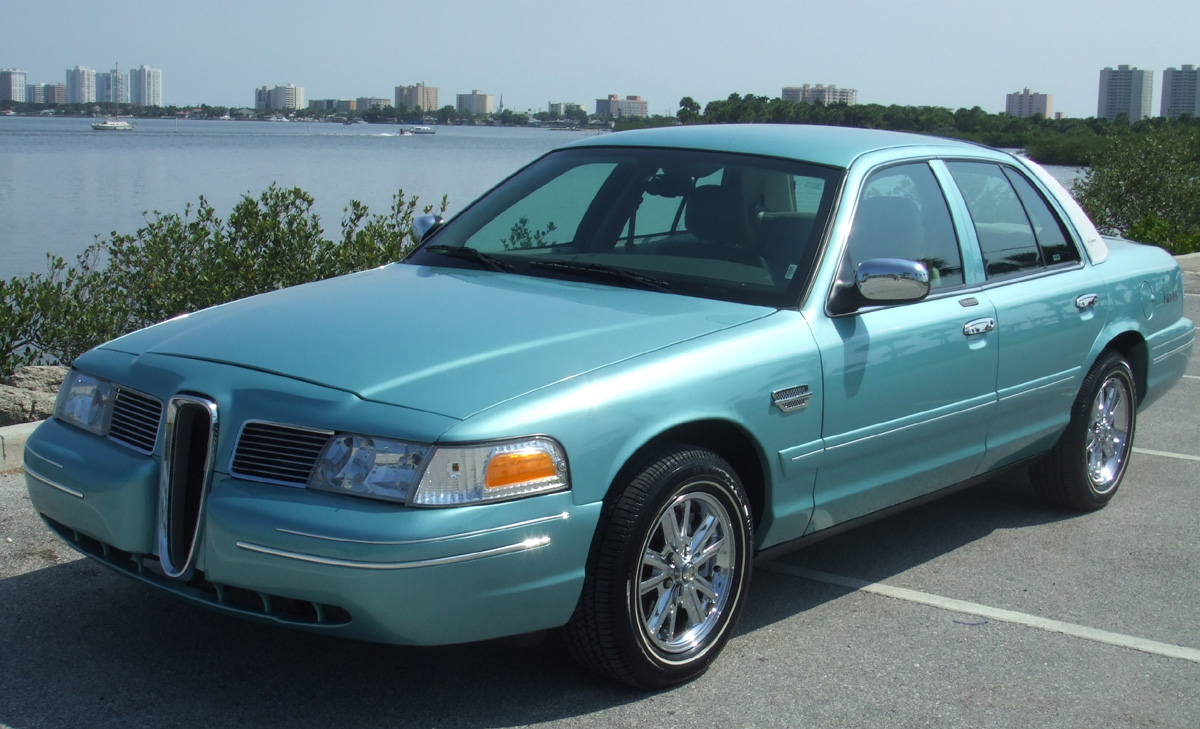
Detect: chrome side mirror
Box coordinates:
(413, 214, 445, 242)
(856, 258, 930, 303)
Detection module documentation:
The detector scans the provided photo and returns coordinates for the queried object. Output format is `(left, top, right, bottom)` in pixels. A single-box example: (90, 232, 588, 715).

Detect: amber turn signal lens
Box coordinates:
(484, 450, 558, 489)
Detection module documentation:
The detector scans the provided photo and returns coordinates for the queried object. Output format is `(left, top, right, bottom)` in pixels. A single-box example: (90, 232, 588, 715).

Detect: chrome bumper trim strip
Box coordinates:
(24, 466, 84, 499)
(275, 511, 569, 545)
(1153, 337, 1195, 364)
(236, 536, 552, 570)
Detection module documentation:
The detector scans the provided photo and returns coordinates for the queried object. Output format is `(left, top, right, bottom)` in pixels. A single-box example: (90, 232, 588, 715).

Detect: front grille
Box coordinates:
(230, 422, 332, 487)
(109, 388, 163, 453)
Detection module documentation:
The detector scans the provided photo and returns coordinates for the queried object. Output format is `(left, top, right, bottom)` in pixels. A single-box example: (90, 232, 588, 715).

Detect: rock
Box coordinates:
(0, 365, 67, 426)
(4, 365, 68, 392)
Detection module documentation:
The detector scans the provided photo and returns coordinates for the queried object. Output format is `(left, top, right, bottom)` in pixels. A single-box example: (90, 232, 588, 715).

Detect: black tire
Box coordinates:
(564, 446, 753, 689)
(1031, 352, 1137, 511)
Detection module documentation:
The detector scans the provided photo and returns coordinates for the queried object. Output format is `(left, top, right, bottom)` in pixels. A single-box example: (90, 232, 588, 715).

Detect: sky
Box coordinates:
(4, 0, 1198, 119)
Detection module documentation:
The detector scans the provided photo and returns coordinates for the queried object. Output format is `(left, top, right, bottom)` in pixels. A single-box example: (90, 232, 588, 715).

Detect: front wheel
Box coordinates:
(564, 446, 753, 689)
(1031, 352, 1137, 511)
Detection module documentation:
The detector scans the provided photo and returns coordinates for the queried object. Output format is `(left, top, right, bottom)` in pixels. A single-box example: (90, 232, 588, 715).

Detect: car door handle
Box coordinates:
(963, 317, 996, 336)
(1076, 293, 1099, 310)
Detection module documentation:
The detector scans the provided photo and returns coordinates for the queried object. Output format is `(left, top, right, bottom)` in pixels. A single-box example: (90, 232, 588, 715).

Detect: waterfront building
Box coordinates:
(43, 83, 67, 105)
(395, 83, 439, 112)
(1161, 65, 1200, 119)
(1005, 88, 1053, 118)
(130, 65, 163, 107)
(25, 84, 43, 104)
(1097, 65, 1153, 122)
(255, 84, 305, 110)
(97, 68, 130, 104)
(548, 101, 585, 117)
(356, 97, 389, 110)
(456, 89, 494, 116)
(309, 99, 356, 112)
(594, 94, 648, 118)
(1, 69, 27, 102)
(782, 84, 858, 105)
(66, 66, 96, 104)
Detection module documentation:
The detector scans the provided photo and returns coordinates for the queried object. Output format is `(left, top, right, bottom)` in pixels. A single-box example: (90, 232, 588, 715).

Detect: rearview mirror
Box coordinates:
(856, 258, 930, 303)
(414, 214, 445, 241)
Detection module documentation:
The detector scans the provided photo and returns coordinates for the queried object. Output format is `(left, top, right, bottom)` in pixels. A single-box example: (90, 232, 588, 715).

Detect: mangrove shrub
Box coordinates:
(2, 185, 445, 379)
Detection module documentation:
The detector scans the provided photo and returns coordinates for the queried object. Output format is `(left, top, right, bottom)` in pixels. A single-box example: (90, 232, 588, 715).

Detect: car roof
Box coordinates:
(564, 123, 992, 169)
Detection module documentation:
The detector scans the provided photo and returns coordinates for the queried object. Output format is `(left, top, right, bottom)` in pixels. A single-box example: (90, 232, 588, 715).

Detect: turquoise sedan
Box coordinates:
(25, 125, 1194, 689)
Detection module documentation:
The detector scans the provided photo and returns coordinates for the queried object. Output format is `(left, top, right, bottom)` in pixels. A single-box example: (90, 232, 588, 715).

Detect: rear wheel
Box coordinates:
(564, 446, 753, 689)
(1031, 352, 1137, 511)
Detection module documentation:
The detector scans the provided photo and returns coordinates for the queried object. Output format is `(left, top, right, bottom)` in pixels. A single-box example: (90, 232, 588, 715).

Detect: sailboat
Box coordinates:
(92, 63, 134, 131)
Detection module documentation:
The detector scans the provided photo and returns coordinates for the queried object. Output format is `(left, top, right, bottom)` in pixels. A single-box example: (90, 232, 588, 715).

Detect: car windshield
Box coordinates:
(405, 146, 842, 307)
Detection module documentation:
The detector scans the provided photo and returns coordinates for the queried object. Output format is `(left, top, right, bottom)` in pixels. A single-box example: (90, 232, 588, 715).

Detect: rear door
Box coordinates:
(942, 161, 1104, 472)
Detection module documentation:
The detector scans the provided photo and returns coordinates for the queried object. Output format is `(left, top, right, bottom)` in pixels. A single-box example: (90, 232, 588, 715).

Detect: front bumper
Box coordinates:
(25, 419, 601, 645)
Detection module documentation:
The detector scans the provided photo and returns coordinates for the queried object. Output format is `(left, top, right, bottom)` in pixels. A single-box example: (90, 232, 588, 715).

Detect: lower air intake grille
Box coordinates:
(231, 422, 332, 486)
(109, 388, 163, 453)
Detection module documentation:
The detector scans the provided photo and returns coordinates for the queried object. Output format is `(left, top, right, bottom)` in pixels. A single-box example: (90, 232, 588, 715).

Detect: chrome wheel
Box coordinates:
(636, 490, 736, 656)
(1086, 373, 1133, 494)
(564, 446, 752, 688)
(1031, 352, 1137, 512)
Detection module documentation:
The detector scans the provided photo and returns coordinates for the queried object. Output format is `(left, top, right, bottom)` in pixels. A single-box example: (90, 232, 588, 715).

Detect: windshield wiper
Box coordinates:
(422, 245, 514, 272)
(529, 260, 672, 293)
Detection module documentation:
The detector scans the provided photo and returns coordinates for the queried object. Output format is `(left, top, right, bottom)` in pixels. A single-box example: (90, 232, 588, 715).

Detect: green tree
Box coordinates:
(1073, 125, 1200, 254)
(677, 96, 701, 125)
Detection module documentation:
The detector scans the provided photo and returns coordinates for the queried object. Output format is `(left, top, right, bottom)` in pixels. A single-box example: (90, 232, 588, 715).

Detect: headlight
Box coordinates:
(307, 434, 431, 503)
(55, 370, 117, 436)
(411, 437, 569, 506)
(308, 434, 569, 506)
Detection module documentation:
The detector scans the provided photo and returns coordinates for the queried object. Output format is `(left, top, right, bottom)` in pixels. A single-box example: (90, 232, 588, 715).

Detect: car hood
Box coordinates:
(103, 264, 773, 420)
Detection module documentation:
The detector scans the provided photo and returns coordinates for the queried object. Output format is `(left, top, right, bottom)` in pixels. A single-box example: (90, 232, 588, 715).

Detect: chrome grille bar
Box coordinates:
(157, 395, 218, 580)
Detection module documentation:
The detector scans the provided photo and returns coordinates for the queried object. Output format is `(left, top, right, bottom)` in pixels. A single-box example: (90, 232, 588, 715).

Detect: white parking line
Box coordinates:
(1184, 375, 1200, 380)
(762, 563, 1200, 665)
(1133, 447, 1200, 462)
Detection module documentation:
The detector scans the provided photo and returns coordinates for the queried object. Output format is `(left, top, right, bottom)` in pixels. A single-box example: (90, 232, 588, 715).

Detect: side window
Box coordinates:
(845, 162, 964, 290)
(1002, 168, 1081, 266)
(946, 161, 1083, 278)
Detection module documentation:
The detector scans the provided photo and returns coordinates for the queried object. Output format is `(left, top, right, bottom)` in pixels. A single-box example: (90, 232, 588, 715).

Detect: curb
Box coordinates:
(0, 420, 42, 474)
(1176, 252, 1200, 273)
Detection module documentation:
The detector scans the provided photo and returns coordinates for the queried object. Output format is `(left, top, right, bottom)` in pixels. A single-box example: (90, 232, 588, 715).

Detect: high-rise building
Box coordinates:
(456, 89, 494, 115)
(1005, 88, 1054, 118)
(309, 99, 356, 112)
(594, 94, 648, 118)
(44, 83, 67, 105)
(0, 69, 27, 102)
(255, 84, 305, 110)
(782, 85, 858, 105)
(1161, 65, 1200, 119)
(66, 66, 96, 104)
(395, 83, 439, 112)
(130, 65, 163, 107)
(1097, 65, 1154, 122)
(97, 68, 130, 104)
(26, 84, 44, 104)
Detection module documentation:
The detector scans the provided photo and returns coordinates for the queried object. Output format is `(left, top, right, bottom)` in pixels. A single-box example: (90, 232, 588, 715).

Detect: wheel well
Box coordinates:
(617, 421, 768, 528)
(1104, 331, 1149, 403)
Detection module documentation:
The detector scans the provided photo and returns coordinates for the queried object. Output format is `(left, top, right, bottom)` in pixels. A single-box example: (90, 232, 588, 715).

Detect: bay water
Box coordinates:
(0, 117, 1082, 281)
(0, 117, 597, 280)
